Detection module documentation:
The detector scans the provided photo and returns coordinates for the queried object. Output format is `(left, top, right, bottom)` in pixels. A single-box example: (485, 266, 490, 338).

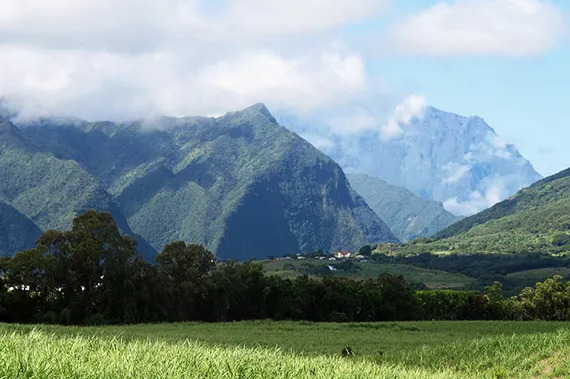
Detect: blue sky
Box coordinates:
(0, 0, 568, 176)
(367, 1, 570, 176)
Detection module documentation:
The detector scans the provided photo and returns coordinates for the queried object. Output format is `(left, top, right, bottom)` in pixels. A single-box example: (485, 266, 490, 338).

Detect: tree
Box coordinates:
(552, 233, 570, 247)
(155, 241, 216, 320)
(377, 274, 419, 321)
(520, 276, 570, 321)
(1, 211, 144, 324)
(359, 245, 373, 256)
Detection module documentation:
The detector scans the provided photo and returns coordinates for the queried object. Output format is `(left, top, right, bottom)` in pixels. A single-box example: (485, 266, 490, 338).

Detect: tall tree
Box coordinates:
(155, 241, 216, 320)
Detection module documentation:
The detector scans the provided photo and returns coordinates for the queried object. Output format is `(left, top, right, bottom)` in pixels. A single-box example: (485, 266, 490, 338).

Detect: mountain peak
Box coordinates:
(322, 106, 541, 216)
(1, 105, 397, 259)
(247, 102, 271, 114)
(229, 103, 276, 123)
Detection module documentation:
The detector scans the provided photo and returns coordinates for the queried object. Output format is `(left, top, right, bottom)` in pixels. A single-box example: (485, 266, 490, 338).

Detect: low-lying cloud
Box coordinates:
(380, 95, 426, 140)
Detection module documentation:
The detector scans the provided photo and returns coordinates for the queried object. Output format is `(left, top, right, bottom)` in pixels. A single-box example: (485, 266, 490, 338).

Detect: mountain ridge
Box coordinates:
(288, 106, 542, 216)
(0, 103, 397, 259)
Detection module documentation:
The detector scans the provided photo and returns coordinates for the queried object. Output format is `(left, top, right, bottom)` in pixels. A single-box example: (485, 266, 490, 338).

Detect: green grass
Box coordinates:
(260, 259, 475, 289)
(2, 321, 570, 377)
(0, 329, 449, 379)
(506, 267, 570, 282)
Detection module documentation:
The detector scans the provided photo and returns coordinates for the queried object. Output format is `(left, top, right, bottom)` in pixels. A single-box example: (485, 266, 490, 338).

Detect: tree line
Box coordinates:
(364, 249, 570, 295)
(1, 211, 570, 325)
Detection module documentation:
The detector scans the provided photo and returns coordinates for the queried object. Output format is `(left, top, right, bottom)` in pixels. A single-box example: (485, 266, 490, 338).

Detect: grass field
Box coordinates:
(2, 321, 570, 378)
(260, 259, 475, 289)
(506, 267, 570, 284)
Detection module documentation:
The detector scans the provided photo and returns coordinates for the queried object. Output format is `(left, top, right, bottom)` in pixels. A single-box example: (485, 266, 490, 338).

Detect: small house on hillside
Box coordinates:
(334, 251, 352, 259)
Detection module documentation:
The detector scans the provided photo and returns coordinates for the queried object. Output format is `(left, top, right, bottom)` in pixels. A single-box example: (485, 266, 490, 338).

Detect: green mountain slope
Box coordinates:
(402, 167, 570, 254)
(347, 173, 460, 241)
(7, 104, 397, 259)
(0, 201, 42, 254)
(0, 118, 157, 259)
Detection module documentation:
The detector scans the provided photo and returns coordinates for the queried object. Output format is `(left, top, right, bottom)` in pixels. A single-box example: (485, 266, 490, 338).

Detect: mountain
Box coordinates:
(347, 173, 460, 241)
(400, 167, 570, 254)
(0, 117, 156, 259)
(307, 107, 542, 216)
(0, 201, 42, 254)
(0, 104, 397, 259)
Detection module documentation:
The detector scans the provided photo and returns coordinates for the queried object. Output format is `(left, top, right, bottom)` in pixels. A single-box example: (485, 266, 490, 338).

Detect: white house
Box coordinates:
(334, 251, 352, 259)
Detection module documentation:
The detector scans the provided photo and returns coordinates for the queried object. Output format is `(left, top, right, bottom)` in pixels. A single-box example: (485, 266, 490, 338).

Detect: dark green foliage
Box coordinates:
(418, 290, 487, 320)
(551, 233, 570, 247)
(519, 275, 570, 321)
(0, 211, 157, 324)
(367, 251, 570, 295)
(359, 245, 373, 256)
(4, 211, 570, 324)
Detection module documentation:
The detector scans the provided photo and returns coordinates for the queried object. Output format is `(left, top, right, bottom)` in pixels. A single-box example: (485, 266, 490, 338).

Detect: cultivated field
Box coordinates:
(1, 321, 570, 378)
(260, 259, 475, 289)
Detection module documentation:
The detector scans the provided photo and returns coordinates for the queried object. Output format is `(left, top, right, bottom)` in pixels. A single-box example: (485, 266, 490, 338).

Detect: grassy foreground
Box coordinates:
(1, 321, 570, 378)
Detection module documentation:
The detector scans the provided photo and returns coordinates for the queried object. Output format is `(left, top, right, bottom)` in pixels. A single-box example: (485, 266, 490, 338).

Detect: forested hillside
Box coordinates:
(398, 167, 570, 254)
(0, 104, 396, 259)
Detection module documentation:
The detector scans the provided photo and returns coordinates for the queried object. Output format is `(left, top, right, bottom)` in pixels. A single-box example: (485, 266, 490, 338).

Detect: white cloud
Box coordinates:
(301, 134, 335, 151)
(442, 163, 472, 183)
(443, 184, 507, 216)
(464, 132, 514, 161)
(0, 48, 372, 121)
(326, 110, 378, 135)
(392, 0, 566, 56)
(380, 95, 426, 140)
(0, 0, 388, 52)
(222, 0, 389, 37)
(0, 0, 389, 121)
(199, 52, 366, 115)
(443, 197, 480, 216)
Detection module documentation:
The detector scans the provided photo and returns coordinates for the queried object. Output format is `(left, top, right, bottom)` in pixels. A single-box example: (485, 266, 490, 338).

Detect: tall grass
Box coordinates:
(398, 330, 570, 377)
(1, 324, 569, 378)
(0, 329, 453, 379)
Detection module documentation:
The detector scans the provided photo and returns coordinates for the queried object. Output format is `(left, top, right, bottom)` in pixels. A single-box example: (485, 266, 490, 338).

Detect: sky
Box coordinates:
(0, 0, 568, 176)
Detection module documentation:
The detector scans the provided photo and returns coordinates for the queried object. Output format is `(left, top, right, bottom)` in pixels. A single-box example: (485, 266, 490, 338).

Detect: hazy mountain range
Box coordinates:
(0, 104, 397, 259)
(297, 107, 542, 216)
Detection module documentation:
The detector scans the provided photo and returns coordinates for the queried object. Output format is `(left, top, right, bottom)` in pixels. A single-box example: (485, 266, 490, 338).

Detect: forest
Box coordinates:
(2, 211, 570, 325)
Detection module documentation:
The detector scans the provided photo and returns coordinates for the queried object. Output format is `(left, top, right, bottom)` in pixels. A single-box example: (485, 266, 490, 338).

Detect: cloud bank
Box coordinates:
(392, 0, 566, 56)
(0, 0, 389, 121)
